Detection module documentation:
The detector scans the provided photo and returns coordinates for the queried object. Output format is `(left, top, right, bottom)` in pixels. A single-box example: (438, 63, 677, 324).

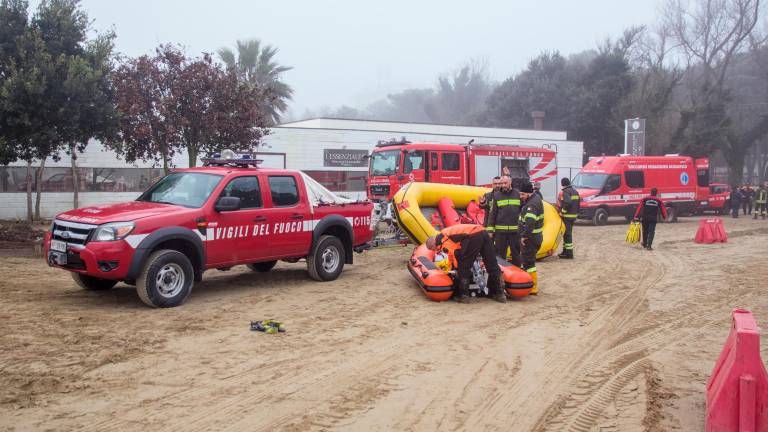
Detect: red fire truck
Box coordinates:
(573, 155, 710, 225)
(367, 140, 558, 202)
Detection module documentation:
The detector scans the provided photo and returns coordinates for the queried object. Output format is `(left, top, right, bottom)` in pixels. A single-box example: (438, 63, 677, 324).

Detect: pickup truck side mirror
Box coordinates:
(215, 196, 241, 212)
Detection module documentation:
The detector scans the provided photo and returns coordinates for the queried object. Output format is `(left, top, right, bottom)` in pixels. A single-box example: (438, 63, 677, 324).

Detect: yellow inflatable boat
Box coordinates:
(392, 182, 564, 259)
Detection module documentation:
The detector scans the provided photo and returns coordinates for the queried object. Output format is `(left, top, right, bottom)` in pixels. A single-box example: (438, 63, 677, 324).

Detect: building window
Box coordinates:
(442, 153, 460, 171)
(624, 171, 644, 188)
(303, 171, 367, 192)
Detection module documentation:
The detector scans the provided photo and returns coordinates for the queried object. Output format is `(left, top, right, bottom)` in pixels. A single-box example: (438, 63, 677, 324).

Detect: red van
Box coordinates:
(572, 155, 710, 225)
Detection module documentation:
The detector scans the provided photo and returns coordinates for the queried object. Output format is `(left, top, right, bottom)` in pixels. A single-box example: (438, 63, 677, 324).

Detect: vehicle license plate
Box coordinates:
(50, 240, 67, 252)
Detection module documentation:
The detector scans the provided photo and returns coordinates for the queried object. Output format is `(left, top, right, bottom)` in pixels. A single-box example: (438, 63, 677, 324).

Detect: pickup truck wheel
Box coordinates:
(136, 250, 194, 308)
(307, 235, 345, 282)
(247, 260, 277, 272)
(593, 208, 609, 226)
(71, 273, 117, 291)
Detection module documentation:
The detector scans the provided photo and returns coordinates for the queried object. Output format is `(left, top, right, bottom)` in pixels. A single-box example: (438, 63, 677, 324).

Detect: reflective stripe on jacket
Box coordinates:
(558, 185, 580, 218)
(520, 194, 544, 237)
(488, 188, 521, 232)
(757, 188, 768, 204)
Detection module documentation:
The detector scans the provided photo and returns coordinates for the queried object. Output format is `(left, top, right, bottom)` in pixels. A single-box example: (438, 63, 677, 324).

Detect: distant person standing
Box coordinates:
(742, 185, 755, 216)
(729, 186, 742, 218)
(633, 188, 667, 250)
(557, 177, 580, 259)
(755, 182, 768, 220)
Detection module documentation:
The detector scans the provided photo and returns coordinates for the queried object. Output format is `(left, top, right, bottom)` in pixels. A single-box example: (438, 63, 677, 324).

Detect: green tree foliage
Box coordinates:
(0, 0, 116, 217)
(218, 39, 293, 125)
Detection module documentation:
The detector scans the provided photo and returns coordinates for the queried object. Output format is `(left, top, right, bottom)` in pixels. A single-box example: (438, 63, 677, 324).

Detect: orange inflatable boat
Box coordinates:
(407, 244, 533, 301)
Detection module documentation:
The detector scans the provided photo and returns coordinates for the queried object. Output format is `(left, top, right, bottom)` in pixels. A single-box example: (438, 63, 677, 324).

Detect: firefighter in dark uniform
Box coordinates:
(487, 175, 522, 266)
(519, 180, 544, 295)
(633, 187, 668, 250)
(557, 177, 580, 259)
(425, 224, 507, 303)
(479, 176, 502, 232)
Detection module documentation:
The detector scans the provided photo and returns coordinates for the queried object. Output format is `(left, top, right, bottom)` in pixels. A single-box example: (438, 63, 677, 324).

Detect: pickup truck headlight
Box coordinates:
(92, 222, 135, 242)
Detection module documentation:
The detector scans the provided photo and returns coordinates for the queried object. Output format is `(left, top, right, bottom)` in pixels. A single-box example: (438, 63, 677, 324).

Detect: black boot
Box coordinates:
(559, 249, 574, 259)
(486, 273, 507, 303)
(454, 278, 473, 303)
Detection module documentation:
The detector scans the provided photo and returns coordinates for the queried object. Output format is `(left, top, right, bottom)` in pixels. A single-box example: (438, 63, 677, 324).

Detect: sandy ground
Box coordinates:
(2, 216, 768, 431)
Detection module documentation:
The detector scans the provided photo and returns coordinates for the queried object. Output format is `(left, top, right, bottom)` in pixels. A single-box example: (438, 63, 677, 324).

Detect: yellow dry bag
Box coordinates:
(625, 221, 641, 244)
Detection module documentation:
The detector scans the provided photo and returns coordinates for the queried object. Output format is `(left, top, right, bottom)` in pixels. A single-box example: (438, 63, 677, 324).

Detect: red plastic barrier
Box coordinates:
(438, 197, 462, 227)
(696, 218, 729, 244)
(706, 309, 768, 431)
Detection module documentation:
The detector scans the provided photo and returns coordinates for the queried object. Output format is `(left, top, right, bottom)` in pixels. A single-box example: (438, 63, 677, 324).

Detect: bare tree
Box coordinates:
(665, 0, 766, 183)
(623, 24, 685, 153)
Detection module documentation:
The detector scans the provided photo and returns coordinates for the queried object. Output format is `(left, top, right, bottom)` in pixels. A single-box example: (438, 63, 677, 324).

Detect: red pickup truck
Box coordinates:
(44, 155, 374, 307)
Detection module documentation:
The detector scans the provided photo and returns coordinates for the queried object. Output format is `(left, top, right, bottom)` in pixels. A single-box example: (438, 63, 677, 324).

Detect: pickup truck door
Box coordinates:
(206, 175, 270, 266)
(259, 174, 313, 258)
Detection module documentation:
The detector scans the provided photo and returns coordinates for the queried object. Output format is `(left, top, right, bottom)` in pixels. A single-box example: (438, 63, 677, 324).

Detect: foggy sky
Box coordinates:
(66, 0, 659, 118)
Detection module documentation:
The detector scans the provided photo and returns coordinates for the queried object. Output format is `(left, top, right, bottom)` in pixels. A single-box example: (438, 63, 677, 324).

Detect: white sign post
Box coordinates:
(624, 118, 646, 156)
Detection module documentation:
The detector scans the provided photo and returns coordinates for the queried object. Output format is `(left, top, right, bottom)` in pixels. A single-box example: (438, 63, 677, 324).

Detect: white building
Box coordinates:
(0, 118, 583, 219)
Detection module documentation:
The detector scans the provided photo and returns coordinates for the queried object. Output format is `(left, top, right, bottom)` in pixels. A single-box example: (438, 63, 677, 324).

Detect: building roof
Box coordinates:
(277, 118, 568, 141)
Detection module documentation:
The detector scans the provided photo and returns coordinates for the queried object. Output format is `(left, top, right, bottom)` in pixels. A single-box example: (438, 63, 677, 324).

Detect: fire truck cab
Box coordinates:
(367, 140, 558, 202)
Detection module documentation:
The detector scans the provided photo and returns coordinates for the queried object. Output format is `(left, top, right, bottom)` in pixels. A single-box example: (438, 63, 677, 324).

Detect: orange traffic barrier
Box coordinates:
(696, 218, 728, 244)
(706, 309, 768, 431)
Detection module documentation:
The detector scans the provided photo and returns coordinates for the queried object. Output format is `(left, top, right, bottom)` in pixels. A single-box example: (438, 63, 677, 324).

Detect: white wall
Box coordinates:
(2, 125, 583, 219)
(0, 192, 140, 220)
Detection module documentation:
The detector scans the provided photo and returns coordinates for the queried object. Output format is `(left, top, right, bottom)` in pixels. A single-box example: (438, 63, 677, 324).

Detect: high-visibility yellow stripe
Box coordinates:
(532, 228, 543, 234)
(496, 199, 520, 206)
(562, 214, 578, 218)
(524, 213, 537, 220)
(485, 226, 495, 232)
(495, 225, 518, 230)
(526, 267, 536, 273)
(564, 243, 574, 249)
(571, 195, 580, 200)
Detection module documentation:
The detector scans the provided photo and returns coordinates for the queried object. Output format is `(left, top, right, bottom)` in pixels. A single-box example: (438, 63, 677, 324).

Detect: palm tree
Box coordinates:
(218, 39, 293, 125)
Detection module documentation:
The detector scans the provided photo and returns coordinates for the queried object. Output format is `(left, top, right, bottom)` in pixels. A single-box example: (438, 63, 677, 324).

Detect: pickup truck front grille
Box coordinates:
(52, 219, 97, 248)
(370, 184, 390, 197)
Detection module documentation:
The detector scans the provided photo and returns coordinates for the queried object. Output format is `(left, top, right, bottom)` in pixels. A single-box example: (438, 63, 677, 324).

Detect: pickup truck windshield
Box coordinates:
(572, 173, 608, 190)
(370, 150, 401, 176)
(137, 172, 223, 208)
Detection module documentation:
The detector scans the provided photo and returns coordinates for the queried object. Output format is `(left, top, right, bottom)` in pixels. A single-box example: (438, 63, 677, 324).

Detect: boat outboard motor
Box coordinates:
(470, 258, 489, 296)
